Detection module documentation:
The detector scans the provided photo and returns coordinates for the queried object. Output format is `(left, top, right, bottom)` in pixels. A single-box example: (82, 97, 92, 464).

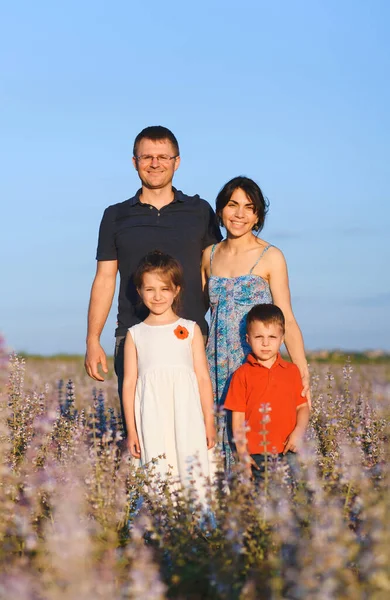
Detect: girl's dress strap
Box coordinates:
(249, 244, 272, 274)
(209, 244, 218, 275)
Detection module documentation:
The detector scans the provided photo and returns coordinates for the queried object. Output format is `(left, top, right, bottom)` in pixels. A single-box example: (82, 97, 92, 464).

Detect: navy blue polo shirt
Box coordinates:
(96, 188, 222, 337)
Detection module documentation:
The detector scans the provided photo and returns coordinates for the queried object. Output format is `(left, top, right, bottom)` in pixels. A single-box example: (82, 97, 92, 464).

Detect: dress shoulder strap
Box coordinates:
(249, 244, 273, 274)
(209, 244, 218, 275)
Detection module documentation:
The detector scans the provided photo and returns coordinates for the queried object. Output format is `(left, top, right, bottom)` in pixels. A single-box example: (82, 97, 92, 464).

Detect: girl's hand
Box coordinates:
(206, 422, 217, 449)
(127, 431, 141, 458)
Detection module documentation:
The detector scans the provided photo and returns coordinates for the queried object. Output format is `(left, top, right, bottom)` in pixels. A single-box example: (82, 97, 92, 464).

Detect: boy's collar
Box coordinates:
(246, 352, 288, 369)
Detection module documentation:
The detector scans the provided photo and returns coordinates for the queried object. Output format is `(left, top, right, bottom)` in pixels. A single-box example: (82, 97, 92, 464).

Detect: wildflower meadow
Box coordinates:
(0, 336, 389, 599)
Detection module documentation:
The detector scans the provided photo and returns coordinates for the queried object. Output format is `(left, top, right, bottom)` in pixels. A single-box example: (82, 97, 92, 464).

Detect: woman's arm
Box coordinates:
(192, 323, 216, 449)
(200, 245, 213, 309)
(122, 331, 140, 457)
(266, 247, 310, 403)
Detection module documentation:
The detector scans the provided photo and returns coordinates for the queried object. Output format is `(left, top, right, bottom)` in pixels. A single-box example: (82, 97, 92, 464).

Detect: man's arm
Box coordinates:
(84, 260, 118, 381)
(202, 201, 222, 248)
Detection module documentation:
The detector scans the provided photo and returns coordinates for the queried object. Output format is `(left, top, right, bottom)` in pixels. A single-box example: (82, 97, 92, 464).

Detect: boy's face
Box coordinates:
(246, 320, 284, 366)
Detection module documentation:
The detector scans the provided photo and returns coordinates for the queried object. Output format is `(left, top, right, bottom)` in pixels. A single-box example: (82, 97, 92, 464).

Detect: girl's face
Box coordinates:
(138, 271, 179, 315)
(220, 188, 258, 237)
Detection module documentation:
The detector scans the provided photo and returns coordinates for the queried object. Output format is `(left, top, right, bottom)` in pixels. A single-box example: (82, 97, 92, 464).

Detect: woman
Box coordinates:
(201, 176, 309, 469)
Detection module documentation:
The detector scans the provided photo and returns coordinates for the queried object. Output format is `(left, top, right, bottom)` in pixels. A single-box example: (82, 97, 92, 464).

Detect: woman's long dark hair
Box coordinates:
(216, 176, 269, 232)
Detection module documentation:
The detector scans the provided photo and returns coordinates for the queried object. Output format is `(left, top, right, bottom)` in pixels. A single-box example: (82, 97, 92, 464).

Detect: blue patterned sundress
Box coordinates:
(206, 243, 273, 470)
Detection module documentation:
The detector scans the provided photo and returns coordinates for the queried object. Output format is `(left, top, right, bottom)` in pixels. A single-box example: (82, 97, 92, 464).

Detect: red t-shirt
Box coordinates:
(224, 353, 306, 454)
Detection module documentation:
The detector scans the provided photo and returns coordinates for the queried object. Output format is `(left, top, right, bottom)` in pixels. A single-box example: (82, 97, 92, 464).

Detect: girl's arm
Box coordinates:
(191, 323, 216, 449)
(266, 247, 311, 404)
(122, 331, 140, 457)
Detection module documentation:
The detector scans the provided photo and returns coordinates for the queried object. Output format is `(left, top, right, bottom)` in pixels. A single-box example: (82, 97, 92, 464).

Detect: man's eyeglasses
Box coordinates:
(134, 154, 179, 165)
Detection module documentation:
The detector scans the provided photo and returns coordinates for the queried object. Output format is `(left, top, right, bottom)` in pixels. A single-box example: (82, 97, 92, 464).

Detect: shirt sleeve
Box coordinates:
(201, 201, 223, 249)
(223, 368, 247, 412)
(96, 205, 118, 261)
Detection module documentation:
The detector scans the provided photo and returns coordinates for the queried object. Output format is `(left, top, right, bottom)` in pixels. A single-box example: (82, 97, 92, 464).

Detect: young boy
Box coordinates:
(224, 304, 309, 481)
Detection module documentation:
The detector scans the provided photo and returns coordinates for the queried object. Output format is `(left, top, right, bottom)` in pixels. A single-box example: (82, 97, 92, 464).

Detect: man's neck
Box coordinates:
(139, 185, 175, 210)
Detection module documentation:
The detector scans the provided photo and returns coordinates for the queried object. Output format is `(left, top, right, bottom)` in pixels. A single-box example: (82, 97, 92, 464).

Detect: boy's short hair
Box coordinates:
(246, 304, 285, 334)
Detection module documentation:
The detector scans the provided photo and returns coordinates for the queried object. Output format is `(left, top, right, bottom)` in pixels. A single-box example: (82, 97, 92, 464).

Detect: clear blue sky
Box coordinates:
(1, 0, 389, 354)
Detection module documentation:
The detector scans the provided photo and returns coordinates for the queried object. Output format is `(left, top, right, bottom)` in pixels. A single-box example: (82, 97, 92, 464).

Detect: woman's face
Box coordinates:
(220, 188, 258, 237)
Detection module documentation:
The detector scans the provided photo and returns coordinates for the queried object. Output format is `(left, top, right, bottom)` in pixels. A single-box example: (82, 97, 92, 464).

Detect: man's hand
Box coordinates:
(127, 431, 141, 458)
(84, 341, 109, 381)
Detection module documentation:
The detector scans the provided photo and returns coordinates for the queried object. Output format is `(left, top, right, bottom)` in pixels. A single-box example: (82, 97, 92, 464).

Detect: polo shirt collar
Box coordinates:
(128, 187, 185, 206)
(246, 352, 288, 369)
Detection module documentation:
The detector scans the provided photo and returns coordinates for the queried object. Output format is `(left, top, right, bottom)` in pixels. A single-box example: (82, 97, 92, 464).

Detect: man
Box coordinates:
(85, 126, 222, 435)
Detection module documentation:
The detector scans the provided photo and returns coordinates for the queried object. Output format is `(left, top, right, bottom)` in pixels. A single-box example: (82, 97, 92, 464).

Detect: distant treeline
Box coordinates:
(17, 351, 390, 365)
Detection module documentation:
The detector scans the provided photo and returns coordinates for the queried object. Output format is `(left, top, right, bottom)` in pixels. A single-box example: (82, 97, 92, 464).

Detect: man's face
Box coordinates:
(132, 138, 180, 190)
(246, 320, 284, 366)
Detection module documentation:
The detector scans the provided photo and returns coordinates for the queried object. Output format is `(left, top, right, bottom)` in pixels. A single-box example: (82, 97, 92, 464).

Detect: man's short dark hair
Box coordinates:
(246, 304, 285, 334)
(133, 126, 180, 157)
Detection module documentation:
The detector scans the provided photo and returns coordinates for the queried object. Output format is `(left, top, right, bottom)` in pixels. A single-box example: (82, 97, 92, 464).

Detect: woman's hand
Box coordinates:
(299, 365, 311, 407)
(127, 431, 141, 458)
(205, 421, 217, 449)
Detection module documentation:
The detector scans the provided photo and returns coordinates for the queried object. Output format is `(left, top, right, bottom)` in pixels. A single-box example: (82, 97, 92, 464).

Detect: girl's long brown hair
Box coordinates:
(134, 250, 184, 312)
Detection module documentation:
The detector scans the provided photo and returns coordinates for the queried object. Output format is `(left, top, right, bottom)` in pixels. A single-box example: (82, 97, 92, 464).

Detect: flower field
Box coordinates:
(0, 343, 389, 599)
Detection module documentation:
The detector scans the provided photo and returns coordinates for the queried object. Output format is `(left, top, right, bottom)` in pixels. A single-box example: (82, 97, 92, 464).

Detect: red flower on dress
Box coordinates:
(174, 325, 189, 340)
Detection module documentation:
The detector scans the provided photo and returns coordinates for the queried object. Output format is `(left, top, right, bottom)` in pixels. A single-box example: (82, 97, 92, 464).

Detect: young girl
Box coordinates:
(122, 250, 216, 500)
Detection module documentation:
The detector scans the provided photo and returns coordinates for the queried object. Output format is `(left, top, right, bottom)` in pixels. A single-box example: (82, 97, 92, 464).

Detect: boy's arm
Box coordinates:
(122, 331, 140, 457)
(192, 324, 216, 449)
(232, 412, 260, 475)
(283, 404, 310, 454)
(232, 411, 247, 458)
(226, 371, 260, 476)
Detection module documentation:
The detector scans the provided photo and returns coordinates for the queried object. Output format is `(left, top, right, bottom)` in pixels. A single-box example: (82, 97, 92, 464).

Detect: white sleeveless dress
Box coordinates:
(129, 318, 213, 498)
